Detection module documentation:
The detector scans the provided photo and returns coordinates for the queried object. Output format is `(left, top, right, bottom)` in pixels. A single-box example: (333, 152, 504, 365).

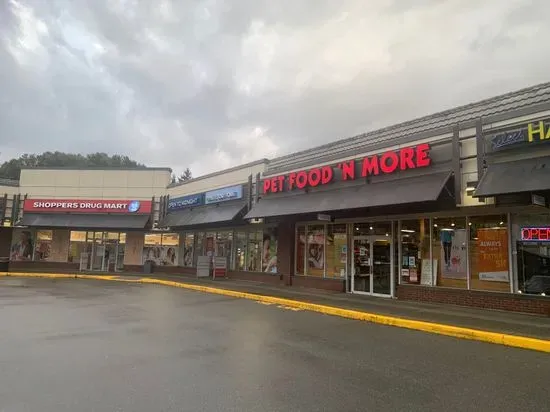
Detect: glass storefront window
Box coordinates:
(216, 231, 233, 268)
(432, 217, 467, 288)
(205, 232, 216, 257)
(162, 233, 179, 246)
(306, 225, 325, 277)
(296, 226, 306, 275)
(182, 233, 194, 267)
(144, 233, 161, 245)
(69, 231, 87, 263)
(400, 219, 431, 285)
(262, 227, 278, 273)
(194, 232, 205, 266)
(469, 215, 509, 292)
(247, 231, 262, 272)
(513, 213, 550, 295)
(234, 232, 247, 271)
(326, 224, 347, 278)
(34, 230, 53, 261)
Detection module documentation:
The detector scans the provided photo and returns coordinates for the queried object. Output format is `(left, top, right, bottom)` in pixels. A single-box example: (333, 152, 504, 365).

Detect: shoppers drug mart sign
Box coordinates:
(263, 144, 431, 194)
(23, 199, 152, 214)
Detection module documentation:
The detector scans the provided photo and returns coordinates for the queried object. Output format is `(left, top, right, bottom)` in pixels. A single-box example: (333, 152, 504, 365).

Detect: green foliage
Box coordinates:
(171, 167, 193, 184)
(0, 152, 147, 180)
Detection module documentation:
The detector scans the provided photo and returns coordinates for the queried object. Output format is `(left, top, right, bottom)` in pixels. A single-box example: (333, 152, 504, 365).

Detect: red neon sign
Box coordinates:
(521, 227, 550, 242)
(23, 199, 152, 214)
(263, 144, 431, 194)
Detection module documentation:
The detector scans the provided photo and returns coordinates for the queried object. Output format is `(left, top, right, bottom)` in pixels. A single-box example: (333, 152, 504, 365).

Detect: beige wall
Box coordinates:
(167, 161, 267, 198)
(20, 169, 171, 200)
(124, 231, 144, 265)
(0, 185, 19, 197)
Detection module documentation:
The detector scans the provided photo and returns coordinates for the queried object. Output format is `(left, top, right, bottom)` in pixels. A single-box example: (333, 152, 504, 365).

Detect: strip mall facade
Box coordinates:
(1, 83, 550, 315)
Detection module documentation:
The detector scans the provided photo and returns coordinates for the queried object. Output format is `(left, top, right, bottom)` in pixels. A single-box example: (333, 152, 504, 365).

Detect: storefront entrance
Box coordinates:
(351, 235, 392, 296)
(82, 232, 126, 272)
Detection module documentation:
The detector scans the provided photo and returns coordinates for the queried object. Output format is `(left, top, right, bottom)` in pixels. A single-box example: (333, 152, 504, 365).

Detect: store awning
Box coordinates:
(245, 171, 452, 219)
(473, 157, 550, 197)
(161, 202, 247, 228)
(20, 213, 150, 229)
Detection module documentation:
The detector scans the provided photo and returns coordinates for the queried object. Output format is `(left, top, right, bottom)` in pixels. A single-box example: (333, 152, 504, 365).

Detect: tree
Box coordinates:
(178, 168, 192, 182)
(0, 151, 147, 180)
(170, 168, 193, 185)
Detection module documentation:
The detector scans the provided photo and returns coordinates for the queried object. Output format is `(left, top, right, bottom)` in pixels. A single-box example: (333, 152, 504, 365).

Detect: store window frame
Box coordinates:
(395, 214, 512, 293)
(177, 225, 278, 274)
(294, 222, 351, 281)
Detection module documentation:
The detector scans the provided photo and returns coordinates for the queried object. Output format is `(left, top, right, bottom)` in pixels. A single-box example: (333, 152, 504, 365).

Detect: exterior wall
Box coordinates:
(20, 168, 171, 199)
(397, 285, 550, 316)
(167, 160, 267, 198)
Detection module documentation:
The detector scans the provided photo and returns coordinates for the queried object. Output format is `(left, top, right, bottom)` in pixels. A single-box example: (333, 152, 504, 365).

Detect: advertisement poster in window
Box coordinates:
(10, 229, 34, 261)
(477, 228, 509, 281)
(307, 228, 325, 269)
(206, 236, 214, 257)
(182, 237, 194, 267)
(440, 229, 467, 279)
(34, 231, 52, 261)
(262, 227, 278, 273)
(142, 246, 178, 266)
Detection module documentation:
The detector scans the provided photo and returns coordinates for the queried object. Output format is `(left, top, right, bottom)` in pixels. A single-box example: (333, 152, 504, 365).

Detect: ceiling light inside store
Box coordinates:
(500, 221, 504, 225)
(355, 227, 359, 231)
(369, 226, 373, 230)
(433, 224, 438, 227)
(469, 222, 472, 226)
(401, 229, 415, 233)
(451, 223, 455, 227)
(385, 233, 389, 237)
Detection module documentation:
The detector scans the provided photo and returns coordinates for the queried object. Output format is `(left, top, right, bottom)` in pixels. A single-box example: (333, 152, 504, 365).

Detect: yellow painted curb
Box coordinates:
(2, 272, 549, 353)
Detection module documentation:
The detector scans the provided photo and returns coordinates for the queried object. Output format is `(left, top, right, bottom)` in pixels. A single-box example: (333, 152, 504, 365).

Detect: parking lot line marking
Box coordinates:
(2, 272, 549, 353)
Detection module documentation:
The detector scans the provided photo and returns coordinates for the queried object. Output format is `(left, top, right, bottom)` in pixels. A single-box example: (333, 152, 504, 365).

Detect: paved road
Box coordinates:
(0, 278, 548, 412)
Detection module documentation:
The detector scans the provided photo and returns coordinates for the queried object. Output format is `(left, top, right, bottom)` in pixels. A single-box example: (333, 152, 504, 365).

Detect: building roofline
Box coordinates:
(167, 159, 269, 188)
(0, 178, 19, 187)
(20, 166, 173, 172)
(268, 81, 550, 169)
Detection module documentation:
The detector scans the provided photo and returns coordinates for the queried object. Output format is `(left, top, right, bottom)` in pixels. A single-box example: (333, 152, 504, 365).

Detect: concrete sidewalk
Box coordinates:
(117, 273, 550, 341)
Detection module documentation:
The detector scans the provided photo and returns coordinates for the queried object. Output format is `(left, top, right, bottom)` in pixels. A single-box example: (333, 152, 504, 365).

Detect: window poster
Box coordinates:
(262, 227, 278, 273)
(440, 229, 467, 279)
(142, 245, 178, 266)
(10, 228, 34, 261)
(477, 228, 509, 282)
(307, 228, 325, 270)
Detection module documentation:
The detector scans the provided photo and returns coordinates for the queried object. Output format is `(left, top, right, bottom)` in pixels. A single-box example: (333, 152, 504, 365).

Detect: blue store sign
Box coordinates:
(168, 193, 204, 211)
(205, 185, 243, 204)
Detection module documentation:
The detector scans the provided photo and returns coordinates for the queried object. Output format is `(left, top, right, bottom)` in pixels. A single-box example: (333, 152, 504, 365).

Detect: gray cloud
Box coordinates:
(1, 0, 549, 176)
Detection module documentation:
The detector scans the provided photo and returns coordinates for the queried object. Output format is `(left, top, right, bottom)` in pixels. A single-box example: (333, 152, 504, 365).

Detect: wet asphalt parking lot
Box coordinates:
(0, 277, 548, 412)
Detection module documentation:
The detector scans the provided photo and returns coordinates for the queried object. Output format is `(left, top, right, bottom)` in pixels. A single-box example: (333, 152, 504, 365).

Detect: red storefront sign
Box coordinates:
(23, 199, 152, 214)
(521, 227, 550, 242)
(263, 144, 431, 194)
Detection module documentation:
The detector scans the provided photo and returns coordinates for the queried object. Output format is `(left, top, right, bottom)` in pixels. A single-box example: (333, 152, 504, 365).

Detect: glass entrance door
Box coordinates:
(352, 237, 371, 293)
(372, 238, 392, 295)
(90, 232, 105, 271)
(352, 236, 392, 296)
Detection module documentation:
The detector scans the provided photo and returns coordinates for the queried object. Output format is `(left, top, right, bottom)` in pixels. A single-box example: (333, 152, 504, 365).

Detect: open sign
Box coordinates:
(521, 227, 550, 242)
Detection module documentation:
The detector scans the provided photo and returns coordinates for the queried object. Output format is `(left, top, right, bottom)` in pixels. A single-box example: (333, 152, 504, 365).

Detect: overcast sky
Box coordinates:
(1, 0, 549, 177)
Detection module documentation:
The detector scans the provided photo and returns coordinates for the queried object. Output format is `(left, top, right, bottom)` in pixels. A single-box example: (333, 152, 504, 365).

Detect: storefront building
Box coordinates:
(151, 160, 284, 283)
(244, 83, 550, 315)
(1, 83, 549, 315)
(0, 178, 21, 261)
(6, 167, 171, 272)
